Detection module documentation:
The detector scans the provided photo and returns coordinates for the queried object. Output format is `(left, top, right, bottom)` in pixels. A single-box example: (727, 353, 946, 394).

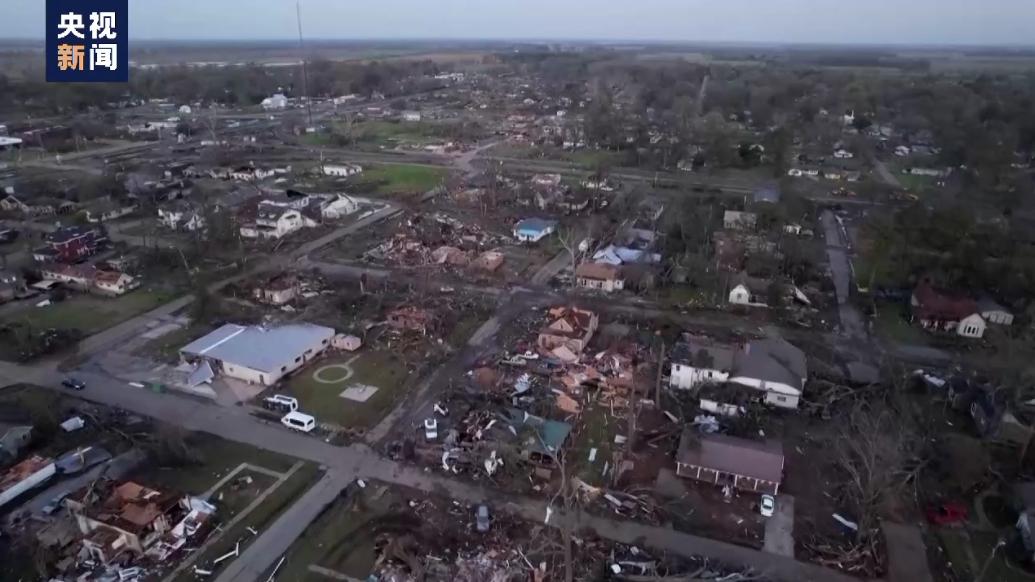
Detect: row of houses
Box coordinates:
(40, 263, 139, 296)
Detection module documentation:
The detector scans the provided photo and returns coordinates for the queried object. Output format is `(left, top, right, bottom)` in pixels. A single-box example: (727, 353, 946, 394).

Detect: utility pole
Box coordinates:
(296, 0, 313, 129)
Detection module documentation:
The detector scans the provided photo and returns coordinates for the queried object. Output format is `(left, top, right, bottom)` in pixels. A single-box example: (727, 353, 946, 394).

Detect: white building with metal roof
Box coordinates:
(179, 322, 335, 386)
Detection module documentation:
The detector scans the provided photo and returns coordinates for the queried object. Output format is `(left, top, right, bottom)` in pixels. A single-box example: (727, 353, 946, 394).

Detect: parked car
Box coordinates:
(926, 501, 968, 526)
(263, 394, 299, 413)
(281, 411, 316, 433)
(475, 504, 490, 532)
(760, 494, 776, 518)
(424, 418, 438, 441)
(41, 493, 68, 515)
(61, 378, 86, 391)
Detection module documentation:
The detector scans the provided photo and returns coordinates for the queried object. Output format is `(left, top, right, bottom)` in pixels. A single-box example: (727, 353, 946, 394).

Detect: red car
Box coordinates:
(926, 501, 969, 526)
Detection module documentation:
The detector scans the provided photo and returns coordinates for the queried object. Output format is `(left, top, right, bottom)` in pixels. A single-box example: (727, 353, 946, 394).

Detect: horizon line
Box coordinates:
(0, 37, 1034, 50)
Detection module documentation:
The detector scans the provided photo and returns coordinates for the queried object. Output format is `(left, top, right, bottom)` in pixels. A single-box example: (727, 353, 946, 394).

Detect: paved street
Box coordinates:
(0, 162, 861, 582)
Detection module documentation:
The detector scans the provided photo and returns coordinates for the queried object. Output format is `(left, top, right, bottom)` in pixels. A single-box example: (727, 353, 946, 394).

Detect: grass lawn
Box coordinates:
(137, 322, 216, 363)
(447, 313, 486, 348)
(261, 483, 405, 581)
(565, 149, 623, 170)
(1, 289, 177, 335)
(568, 404, 618, 487)
(210, 470, 279, 519)
(131, 432, 299, 495)
(357, 164, 447, 196)
(284, 351, 411, 429)
(896, 171, 939, 193)
(173, 462, 322, 582)
(874, 303, 930, 345)
(937, 529, 1035, 582)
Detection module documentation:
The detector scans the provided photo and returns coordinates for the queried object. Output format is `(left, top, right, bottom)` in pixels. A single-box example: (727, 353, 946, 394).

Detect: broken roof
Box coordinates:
(542, 306, 596, 339)
(677, 431, 784, 484)
(503, 408, 571, 456)
(670, 336, 737, 371)
(575, 262, 622, 281)
(180, 322, 335, 374)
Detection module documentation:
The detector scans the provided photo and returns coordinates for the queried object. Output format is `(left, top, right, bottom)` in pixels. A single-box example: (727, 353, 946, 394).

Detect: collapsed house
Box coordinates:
(536, 306, 599, 363)
(65, 480, 215, 564)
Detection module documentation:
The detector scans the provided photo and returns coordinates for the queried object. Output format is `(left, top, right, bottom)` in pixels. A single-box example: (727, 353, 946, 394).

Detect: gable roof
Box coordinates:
(734, 337, 807, 390)
(912, 281, 978, 321)
(575, 262, 622, 281)
(677, 431, 784, 484)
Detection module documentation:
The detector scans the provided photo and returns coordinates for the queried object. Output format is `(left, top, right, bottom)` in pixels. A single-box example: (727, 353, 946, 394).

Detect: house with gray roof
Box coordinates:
(670, 335, 807, 410)
(180, 322, 335, 386)
(676, 431, 784, 494)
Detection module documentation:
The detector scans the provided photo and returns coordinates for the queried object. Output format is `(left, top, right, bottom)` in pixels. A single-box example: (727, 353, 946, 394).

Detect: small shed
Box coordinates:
(333, 334, 362, 352)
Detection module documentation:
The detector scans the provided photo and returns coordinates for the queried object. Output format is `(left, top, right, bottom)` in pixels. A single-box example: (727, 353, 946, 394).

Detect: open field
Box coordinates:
(356, 164, 448, 196)
(1, 290, 176, 335)
(283, 350, 411, 429)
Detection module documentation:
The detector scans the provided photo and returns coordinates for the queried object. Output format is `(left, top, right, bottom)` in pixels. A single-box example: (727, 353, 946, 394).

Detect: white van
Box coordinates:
(281, 411, 316, 433)
(263, 394, 299, 413)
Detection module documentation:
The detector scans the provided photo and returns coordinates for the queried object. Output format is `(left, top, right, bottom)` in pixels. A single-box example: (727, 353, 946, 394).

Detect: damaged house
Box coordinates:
(537, 306, 599, 363)
(65, 481, 184, 564)
(670, 336, 807, 410)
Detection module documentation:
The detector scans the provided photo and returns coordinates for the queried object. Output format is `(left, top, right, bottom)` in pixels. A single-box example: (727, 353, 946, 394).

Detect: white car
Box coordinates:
(424, 418, 439, 441)
(760, 494, 776, 518)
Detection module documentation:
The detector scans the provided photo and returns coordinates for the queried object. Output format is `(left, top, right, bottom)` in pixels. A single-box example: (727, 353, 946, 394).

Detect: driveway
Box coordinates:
(764, 494, 795, 558)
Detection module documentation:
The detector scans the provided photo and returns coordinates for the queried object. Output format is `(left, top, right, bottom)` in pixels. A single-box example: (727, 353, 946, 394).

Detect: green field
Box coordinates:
(284, 351, 411, 429)
(2, 289, 176, 334)
(874, 304, 929, 346)
(358, 164, 447, 196)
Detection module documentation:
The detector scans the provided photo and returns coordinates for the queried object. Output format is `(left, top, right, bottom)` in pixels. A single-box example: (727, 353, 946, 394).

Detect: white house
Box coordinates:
(158, 204, 206, 232)
(894, 145, 911, 157)
(317, 194, 360, 220)
(261, 94, 288, 111)
(978, 298, 1014, 326)
(729, 284, 752, 305)
(669, 336, 807, 410)
(669, 337, 735, 389)
(228, 166, 276, 181)
(322, 163, 363, 178)
(728, 272, 771, 307)
(787, 168, 804, 177)
(513, 218, 557, 243)
(93, 271, 139, 296)
(178, 105, 192, 115)
(180, 322, 335, 386)
(401, 110, 422, 122)
(833, 149, 854, 159)
(240, 204, 314, 240)
(956, 313, 988, 338)
(575, 263, 624, 293)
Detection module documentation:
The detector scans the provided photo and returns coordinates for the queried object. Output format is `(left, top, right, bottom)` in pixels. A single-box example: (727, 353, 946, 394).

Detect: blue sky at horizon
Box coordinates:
(2, 0, 1033, 46)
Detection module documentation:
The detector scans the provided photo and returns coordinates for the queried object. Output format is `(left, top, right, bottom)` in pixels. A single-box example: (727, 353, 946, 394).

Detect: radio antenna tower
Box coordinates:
(297, 0, 313, 128)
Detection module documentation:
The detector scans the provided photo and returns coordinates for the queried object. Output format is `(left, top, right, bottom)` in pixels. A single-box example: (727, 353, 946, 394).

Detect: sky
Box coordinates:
(2, 0, 1034, 46)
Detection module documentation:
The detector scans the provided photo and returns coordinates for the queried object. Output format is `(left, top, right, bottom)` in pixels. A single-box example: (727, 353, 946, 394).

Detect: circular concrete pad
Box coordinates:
(312, 360, 356, 384)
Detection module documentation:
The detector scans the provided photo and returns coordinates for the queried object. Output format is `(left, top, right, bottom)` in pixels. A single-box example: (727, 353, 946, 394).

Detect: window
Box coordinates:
(294, 356, 301, 363)
(281, 366, 287, 372)
(775, 395, 788, 403)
